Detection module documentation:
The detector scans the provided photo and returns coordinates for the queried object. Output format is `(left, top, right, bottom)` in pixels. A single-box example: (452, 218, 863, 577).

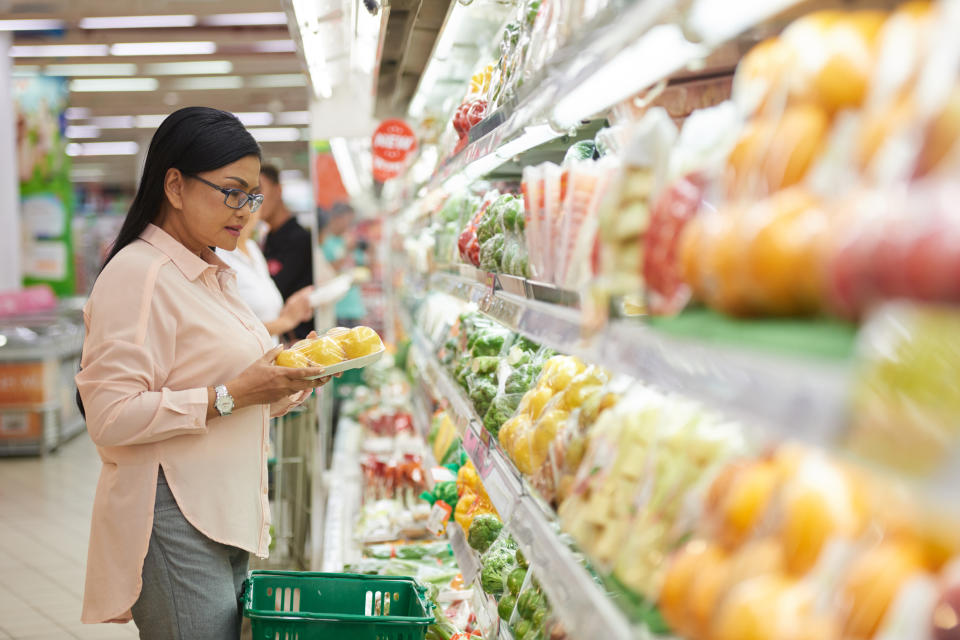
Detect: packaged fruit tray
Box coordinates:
(277, 326, 386, 379)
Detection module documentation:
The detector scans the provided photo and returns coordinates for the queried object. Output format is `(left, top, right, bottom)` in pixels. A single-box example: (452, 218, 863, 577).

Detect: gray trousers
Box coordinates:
(131, 468, 249, 640)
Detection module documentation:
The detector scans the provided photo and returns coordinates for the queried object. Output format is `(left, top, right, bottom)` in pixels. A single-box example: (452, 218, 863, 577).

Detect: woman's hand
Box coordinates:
(226, 345, 332, 409)
(270, 389, 313, 418)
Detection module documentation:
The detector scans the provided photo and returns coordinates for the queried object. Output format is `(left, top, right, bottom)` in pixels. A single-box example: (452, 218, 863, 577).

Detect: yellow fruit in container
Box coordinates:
(276, 347, 312, 368)
(336, 325, 383, 359)
(518, 387, 554, 420)
(659, 540, 725, 636)
(839, 540, 926, 639)
(512, 433, 535, 475)
(544, 357, 582, 391)
(778, 455, 864, 575)
(304, 336, 346, 366)
(498, 413, 530, 456)
(687, 548, 733, 637)
(716, 460, 780, 549)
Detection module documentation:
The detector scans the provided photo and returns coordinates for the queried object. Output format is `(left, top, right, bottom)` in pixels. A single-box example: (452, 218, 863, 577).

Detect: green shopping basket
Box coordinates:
(242, 570, 435, 640)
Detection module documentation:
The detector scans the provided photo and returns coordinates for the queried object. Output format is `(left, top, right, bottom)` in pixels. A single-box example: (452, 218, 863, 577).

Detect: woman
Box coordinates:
(216, 205, 312, 343)
(76, 107, 330, 638)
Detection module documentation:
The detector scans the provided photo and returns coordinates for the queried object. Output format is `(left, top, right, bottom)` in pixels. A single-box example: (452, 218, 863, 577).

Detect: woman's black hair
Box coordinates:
(102, 106, 261, 268)
(77, 107, 261, 418)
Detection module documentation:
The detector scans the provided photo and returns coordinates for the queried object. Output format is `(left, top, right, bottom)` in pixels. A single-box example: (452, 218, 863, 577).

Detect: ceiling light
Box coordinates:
(135, 115, 168, 128)
(10, 44, 109, 57)
(171, 76, 243, 90)
(249, 127, 302, 142)
(110, 42, 216, 56)
(90, 116, 135, 128)
(290, 0, 333, 99)
(275, 111, 310, 125)
(45, 63, 137, 77)
(66, 141, 139, 157)
(79, 15, 197, 29)
(234, 112, 274, 126)
(0, 19, 64, 31)
(70, 78, 159, 92)
(202, 12, 287, 26)
(251, 40, 296, 53)
(65, 125, 100, 139)
(246, 74, 307, 88)
(330, 137, 361, 196)
(65, 107, 90, 120)
(142, 61, 233, 75)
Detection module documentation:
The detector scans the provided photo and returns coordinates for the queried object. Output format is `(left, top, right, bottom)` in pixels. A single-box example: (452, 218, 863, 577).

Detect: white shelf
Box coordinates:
(429, 271, 851, 448)
(409, 333, 636, 640)
(422, 0, 816, 195)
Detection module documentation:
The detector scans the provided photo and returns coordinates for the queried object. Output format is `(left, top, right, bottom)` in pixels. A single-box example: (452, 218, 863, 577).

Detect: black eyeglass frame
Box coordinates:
(186, 174, 264, 213)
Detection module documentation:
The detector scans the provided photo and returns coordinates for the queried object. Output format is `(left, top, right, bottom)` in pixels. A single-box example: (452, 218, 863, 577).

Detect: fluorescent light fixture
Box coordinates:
(433, 7, 465, 61)
(10, 44, 109, 57)
(246, 74, 307, 88)
(551, 24, 704, 128)
(143, 61, 232, 75)
(135, 114, 168, 128)
(90, 116, 135, 128)
(249, 127, 303, 142)
(110, 41, 216, 56)
(171, 75, 243, 90)
(65, 125, 100, 139)
(79, 15, 197, 29)
(290, 0, 333, 99)
(330, 137, 361, 196)
(202, 12, 287, 26)
(234, 112, 274, 126)
(276, 111, 310, 125)
(0, 19, 64, 31)
(251, 40, 296, 53)
(70, 77, 158, 92)
(45, 63, 137, 77)
(65, 107, 90, 120)
(66, 141, 139, 156)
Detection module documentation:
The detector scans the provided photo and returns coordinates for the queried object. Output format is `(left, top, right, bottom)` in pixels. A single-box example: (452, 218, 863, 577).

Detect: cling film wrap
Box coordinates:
(539, 163, 565, 285)
(275, 326, 383, 367)
(557, 156, 619, 291)
(481, 339, 553, 439)
(521, 164, 544, 280)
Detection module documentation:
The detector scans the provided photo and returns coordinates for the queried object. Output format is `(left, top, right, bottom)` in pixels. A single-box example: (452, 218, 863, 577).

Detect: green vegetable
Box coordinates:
(564, 140, 596, 163)
(507, 567, 527, 595)
(482, 393, 522, 437)
(470, 329, 509, 357)
(513, 619, 532, 639)
(467, 514, 503, 553)
(498, 593, 517, 621)
(515, 548, 528, 569)
(504, 364, 539, 395)
(486, 534, 518, 557)
(517, 588, 545, 620)
(430, 481, 458, 514)
(479, 234, 505, 272)
(531, 607, 547, 629)
(467, 374, 498, 417)
(470, 356, 500, 375)
(499, 195, 523, 232)
(480, 549, 515, 596)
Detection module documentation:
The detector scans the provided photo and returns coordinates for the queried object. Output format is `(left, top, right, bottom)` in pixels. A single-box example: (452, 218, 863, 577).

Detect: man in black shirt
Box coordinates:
(260, 165, 314, 338)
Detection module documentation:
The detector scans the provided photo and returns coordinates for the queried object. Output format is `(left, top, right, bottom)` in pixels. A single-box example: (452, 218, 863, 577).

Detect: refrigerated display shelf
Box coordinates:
(423, 0, 815, 195)
(429, 269, 851, 449)
(408, 331, 636, 640)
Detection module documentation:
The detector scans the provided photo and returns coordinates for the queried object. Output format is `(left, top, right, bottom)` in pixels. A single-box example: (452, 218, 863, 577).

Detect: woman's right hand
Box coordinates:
(226, 346, 331, 409)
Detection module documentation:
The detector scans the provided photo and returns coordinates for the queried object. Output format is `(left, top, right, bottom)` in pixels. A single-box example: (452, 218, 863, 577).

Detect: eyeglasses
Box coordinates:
(187, 174, 264, 213)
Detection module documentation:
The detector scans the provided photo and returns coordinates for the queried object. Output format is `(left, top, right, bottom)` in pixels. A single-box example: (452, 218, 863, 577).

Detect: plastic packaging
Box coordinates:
(276, 326, 384, 368)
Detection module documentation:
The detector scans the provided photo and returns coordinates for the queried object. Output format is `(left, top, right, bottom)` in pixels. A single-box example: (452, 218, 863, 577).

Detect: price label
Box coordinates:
(426, 500, 452, 536)
(463, 425, 493, 477)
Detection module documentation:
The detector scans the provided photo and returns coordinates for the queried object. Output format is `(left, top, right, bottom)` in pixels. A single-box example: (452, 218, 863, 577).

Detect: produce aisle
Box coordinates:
(314, 1, 960, 640)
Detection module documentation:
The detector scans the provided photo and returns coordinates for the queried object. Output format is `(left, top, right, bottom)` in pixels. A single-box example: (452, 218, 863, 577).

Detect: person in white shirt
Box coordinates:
(217, 206, 312, 342)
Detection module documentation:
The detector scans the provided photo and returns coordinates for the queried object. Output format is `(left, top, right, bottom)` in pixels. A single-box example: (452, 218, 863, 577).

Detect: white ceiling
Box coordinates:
(5, 0, 311, 187)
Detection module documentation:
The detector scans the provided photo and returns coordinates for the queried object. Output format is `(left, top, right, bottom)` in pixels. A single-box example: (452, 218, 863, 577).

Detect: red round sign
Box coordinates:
(371, 119, 417, 182)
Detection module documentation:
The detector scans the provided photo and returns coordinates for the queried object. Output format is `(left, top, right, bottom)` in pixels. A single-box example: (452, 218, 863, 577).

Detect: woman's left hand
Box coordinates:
(272, 331, 338, 417)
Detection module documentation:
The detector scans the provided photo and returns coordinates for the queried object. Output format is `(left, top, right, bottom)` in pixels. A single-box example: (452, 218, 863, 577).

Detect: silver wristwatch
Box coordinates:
(214, 384, 234, 417)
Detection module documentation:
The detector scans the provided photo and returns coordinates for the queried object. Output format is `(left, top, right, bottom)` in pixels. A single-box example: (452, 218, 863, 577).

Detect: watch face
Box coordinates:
(216, 395, 234, 415)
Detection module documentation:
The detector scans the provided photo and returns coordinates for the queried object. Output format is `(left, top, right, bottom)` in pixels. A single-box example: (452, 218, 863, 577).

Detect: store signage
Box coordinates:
(371, 119, 417, 182)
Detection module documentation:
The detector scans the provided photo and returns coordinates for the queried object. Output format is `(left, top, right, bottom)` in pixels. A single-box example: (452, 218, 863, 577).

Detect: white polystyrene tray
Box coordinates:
(304, 347, 385, 379)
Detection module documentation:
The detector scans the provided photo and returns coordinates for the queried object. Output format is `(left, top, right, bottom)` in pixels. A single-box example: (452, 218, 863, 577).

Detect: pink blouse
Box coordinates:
(76, 224, 275, 624)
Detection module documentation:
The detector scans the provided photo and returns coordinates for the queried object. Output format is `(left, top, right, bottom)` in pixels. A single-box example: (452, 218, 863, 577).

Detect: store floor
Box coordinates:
(0, 435, 138, 639)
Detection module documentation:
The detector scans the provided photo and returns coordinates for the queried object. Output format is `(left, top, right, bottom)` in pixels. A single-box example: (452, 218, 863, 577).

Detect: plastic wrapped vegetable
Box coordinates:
(467, 513, 504, 553)
(564, 140, 597, 163)
(479, 234, 505, 272)
(480, 549, 515, 598)
(467, 373, 498, 418)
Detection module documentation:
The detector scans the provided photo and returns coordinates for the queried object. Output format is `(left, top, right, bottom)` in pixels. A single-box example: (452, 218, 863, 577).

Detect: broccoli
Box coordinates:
(500, 196, 523, 232)
(504, 364, 540, 395)
(467, 514, 503, 553)
(467, 374, 498, 417)
(470, 329, 510, 357)
(486, 534, 518, 557)
(483, 393, 522, 437)
(470, 356, 500, 375)
(480, 549, 516, 597)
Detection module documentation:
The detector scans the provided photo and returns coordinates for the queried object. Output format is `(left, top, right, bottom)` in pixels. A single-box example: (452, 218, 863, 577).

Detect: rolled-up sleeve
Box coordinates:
(77, 256, 209, 448)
